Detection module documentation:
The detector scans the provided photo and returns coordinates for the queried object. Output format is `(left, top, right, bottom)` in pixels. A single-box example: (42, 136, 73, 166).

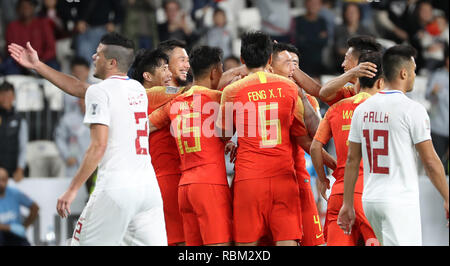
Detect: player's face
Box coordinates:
(151, 62, 173, 86)
(272, 51, 295, 79)
(92, 44, 107, 79)
(169, 47, 190, 85)
(342, 47, 358, 73)
(406, 57, 417, 92)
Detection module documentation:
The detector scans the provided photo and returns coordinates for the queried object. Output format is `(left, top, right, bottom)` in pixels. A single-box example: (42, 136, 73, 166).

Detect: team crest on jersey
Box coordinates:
(91, 104, 98, 115)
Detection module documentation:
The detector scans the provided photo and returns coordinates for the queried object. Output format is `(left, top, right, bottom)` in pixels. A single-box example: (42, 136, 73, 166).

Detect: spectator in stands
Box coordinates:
(0, 167, 39, 246)
(0, 81, 28, 183)
(64, 57, 91, 114)
(333, 2, 375, 73)
(255, 0, 292, 44)
(418, 13, 449, 71)
(122, 0, 159, 50)
(37, 0, 71, 40)
(203, 8, 233, 59)
(1, 0, 58, 75)
(73, 0, 124, 64)
(426, 45, 449, 174)
(223, 55, 241, 72)
(293, 0, 328, 77)
(158, 0, 193, 46)
(54, 98, 89, 178)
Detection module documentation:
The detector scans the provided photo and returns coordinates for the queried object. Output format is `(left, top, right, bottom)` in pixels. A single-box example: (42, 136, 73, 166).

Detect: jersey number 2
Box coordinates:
(363, 129, 389, 174)
(134, 112, 148, 155)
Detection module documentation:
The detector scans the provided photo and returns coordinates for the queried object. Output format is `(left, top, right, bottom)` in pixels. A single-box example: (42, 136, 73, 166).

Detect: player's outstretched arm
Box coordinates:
(8, 42, 89, 98)
(57, 124, 108, 218)
(319, 62, 377, 104)
(292, 67, 321, 97)
(310, 140, 330, 200)
(416, 140, 449, 221)
(338, 141, 362, 234)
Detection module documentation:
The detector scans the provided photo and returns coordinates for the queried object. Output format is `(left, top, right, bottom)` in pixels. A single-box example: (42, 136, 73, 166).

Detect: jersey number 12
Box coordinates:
(363, 129, 389, 174)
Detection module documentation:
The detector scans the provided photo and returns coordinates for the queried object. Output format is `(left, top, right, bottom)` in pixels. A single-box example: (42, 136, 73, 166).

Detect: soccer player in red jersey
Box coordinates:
(271, 42, 337, 246)
(319, 36, 381, 106)
(217, 32, 305, 246)
(129, 48, 186, 246)
(149, 46, 233, 246)
(311, 52, 383, 245)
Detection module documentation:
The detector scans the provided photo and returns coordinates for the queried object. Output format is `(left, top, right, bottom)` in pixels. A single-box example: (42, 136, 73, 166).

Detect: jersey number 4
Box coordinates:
(134, 112, 148, 155)
(363, 129, 389, 174)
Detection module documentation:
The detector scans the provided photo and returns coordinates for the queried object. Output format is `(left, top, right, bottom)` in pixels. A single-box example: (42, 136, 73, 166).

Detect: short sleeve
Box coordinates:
(291, 117, 308, 137)
(15, 189, 33, 208)
(84, 85, 110, 126)
(326, 85, 355, 106)
(149, 102, 171, 129)
(348, 106, 362, 143)
(409, 104, 432, 144)
(314, 115, 332, 145)
(293, 96, 305, 123)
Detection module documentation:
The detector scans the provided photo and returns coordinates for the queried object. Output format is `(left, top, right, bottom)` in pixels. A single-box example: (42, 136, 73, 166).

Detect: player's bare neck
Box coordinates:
(247, 67, 266, 74)
(104, 71, 128, 80)
(192, 78, 211, 90)
(386, 80, 407, 94)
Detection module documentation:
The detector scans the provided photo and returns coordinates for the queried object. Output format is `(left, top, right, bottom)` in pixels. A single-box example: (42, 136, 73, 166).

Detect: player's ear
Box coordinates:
(267, 54, 273, 66)
(377, 78, 385, 91)
(400, 68, 408, 80)
(143, 72, 152, 82)
(240, 56, 245, 65)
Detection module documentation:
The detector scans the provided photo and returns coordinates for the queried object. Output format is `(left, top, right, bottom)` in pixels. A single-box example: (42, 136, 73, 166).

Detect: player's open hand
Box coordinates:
(8, 42, 40, 70)
(350, 61, 377, 79)
(337, 203, 355, 235)
(57, 189, 78, 219)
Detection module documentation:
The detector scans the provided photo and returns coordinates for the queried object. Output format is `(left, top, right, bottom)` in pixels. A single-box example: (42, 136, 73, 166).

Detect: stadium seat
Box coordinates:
(1, 75, 44, 112)
(237, 7, 261, 31)
(26, 140, 65, 178)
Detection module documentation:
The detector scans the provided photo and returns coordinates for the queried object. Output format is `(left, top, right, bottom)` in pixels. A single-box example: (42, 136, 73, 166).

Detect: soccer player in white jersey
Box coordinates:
(8, 33, 167, 246)
(337, 45, 449, 246)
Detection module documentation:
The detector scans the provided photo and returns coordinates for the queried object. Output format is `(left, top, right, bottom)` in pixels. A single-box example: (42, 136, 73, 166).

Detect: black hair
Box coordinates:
(213, 7, 226, 17)
(0, 81, 14, 92)
(189, 46, 223, 79)
(130, 49, 169, 83)
(163, 0, 180, 10)
(358, 51, 383, 89)
(272, 42, 300, 60)
(347, 35, 382, 58)
(382, 45, 417, 83)
(70, 56, 90, 69)
(342, 2, 362, 26)
(158, 39, 187, 57)
(99, 33, 135, 72)
(17, 0, 37, 9)
(100, 33, 135, 50)
(240, 31, 273, 68)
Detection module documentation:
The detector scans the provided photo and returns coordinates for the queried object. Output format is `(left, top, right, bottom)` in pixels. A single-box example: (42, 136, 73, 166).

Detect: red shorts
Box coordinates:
(324, 193, 377, 246)
(233, 174, 302, 243)
(156, 174, 184, 245)
(178, 183, 233, 246)
(298, 178, 325, 246)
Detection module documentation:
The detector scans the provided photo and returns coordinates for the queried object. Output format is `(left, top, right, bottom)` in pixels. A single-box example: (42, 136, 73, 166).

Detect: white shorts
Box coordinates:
(71, 183, 167, 246)
(363, 201, 422, 246)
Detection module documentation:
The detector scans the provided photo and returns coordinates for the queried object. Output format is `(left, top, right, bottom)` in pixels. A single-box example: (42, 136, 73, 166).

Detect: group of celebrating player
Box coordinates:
(7, 29, 448, 246)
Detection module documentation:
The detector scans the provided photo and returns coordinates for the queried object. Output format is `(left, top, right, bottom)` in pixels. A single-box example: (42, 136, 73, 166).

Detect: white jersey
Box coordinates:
(348, 90, 431, 204)
(84, 75, 155, 190)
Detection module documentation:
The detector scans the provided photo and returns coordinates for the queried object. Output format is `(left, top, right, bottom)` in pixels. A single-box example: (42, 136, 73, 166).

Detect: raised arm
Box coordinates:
(292, 68, 321, 97)
(8, 42, 89, 98)
(217, 65, 248, 91)
(319, 62, 377, 103)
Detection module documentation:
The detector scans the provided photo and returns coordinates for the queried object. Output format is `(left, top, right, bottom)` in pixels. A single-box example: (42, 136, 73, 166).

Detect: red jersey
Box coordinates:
(218, 71, 306, 181)
(325, 82, 357, 106)
(149, 86, 227, 186)
(314, 92, 372, 195)
(146, 86, 186, 177)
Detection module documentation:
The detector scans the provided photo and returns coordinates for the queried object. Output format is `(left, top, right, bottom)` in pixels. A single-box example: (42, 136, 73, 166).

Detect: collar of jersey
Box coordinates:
(379, 90, 403, 95)
(108, 75, 130, 80)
